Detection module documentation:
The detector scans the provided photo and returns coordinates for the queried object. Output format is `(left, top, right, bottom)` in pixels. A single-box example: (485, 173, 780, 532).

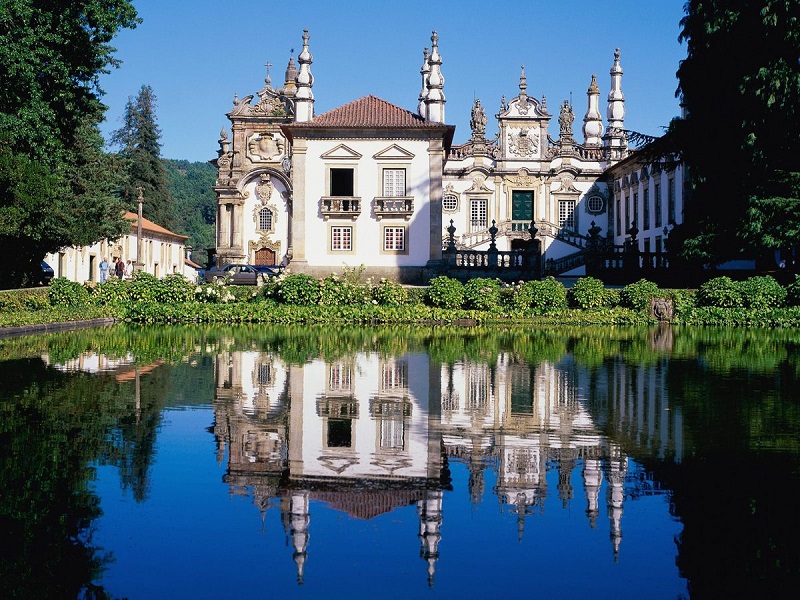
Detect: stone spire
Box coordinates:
(418, 47, 430, 119)
(289, 492, 310, 584)
(424, 31, 445, 123)
(604, 48, 627, 160)
(582, 74, 603, 146)
(283, 52, 297, 96)
(418, 490, 443, 587)
(294, 29, 314, 123)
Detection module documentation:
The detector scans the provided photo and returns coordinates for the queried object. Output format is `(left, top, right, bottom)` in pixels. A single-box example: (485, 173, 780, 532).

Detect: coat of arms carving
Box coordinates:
(509, 128, 538, 157)
(255, 173, 274, 203)
(247, 132, 285, 162)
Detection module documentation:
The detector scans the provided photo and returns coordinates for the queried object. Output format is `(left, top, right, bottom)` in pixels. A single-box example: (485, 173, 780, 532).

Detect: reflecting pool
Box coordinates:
(1, 324, 799, 599)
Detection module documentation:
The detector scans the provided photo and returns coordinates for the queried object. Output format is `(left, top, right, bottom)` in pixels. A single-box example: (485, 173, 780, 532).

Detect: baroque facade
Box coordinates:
(212, 30, 650, 281)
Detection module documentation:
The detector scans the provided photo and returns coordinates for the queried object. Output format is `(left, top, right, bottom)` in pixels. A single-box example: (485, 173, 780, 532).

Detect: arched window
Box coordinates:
(259, 207, 273, 231)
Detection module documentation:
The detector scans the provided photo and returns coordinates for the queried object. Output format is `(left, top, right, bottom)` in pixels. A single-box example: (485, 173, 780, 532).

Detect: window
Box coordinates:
(442, 193, 458, 212)
(558, 200, 575, 230)
(330, 168, 354, 196)
(643, 188, 650, 231)
(644, 238, 651, 253)
(668, 178, 676, 224)
(654, 182, 662, 228)
(655, 235, 663, 253)
(470, 199, 488, 230)
(587, 195, 604, 213)
(331, 226, 352, 251)
(615, 197, 621, 236)
(383, 227, 405, 252)
(258, 207, 273, 231)
(633, 192, 639, 228)
(382, 169, 406, 197)
(257, 363, 271, 385)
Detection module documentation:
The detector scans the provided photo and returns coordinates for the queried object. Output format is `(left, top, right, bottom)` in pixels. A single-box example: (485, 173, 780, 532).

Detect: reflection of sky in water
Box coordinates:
(91, 407, 684, 599)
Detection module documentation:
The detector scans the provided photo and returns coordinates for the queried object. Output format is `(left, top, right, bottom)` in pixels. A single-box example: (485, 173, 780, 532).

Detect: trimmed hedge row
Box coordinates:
(4, 271, 800, 328)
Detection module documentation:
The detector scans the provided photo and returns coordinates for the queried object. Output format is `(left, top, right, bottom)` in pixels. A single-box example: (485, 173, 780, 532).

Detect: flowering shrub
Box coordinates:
(153, 274, 196, 304)
(738, 275, 787, 309)
(620, 279, 662, 312)
(463, 278, 501, 311)
(426, 276, 464, 309)
(568, 277, 608, 309)
(788, 274, 800, 306)
(319, 274, 372, 306)
(278, 274, 321, 305)
(47, 277, 89, 307)
(195, 279, 235, 303)
(372, 278, 409, 306)
(696, 276, 743, 308)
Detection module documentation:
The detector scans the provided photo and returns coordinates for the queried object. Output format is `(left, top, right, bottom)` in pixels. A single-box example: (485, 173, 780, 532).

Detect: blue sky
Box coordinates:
(98, 0, 688, 162)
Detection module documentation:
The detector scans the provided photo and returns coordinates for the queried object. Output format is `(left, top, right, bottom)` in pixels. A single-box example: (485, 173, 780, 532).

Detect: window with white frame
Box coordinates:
(470, 199, 488, 230)
(382, 169, 406, 197)
(668, 178, 676, 223)
(258, 207, 273, 231)
(654, 182, 662, 228)
(558, 200, 575, 230)
(442, 193, 458, 212)
(331, 226, 352, 251)
(383, 226, 405, 252)
(643, 188, 650, 230)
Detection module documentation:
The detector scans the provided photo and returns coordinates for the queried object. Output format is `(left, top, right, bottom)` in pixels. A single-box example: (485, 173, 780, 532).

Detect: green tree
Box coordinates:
(112, 85, 175, 229)
(672, 0, 800, 265)
(164, 159, 217, 265)
(0, 0, 139, 288)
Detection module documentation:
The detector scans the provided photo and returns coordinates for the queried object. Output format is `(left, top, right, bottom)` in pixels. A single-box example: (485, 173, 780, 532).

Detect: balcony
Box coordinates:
(373, 196, 414, 220)
(320, 196, 361, 220)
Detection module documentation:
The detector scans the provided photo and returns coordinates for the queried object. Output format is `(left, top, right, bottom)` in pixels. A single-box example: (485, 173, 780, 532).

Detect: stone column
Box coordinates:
(428, 137, 444, 262)
(289, 140, 308, 264)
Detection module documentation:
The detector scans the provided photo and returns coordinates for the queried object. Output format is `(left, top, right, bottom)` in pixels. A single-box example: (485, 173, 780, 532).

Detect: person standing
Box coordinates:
(125, 260, 134, 279)
(115, 257, 125, 279)
(99, 257, 110, 283)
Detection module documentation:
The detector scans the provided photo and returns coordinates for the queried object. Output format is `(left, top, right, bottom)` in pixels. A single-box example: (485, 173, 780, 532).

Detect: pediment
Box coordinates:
(320, 144, 363, 160)
(373, 144, 415, 161)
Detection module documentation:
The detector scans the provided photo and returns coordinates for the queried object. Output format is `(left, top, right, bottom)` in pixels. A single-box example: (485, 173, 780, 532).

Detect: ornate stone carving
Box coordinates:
(255, 173, 274, 203)
(248, 236, 281, 258)
(506, 168, 537, 187)
(465, 174, 492, 194)
(470, 98, 487, 138)
(555, 175, 580, 193)
(509, 128, 538, 157)
(247, 132, 285, 163)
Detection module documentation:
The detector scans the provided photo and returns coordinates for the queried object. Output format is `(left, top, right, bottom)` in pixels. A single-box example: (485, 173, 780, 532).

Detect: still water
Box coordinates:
(1, 324, 799, 599)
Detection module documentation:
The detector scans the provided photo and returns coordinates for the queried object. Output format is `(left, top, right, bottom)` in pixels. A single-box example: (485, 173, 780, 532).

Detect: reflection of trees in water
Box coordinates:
(0, 358, 137, 599)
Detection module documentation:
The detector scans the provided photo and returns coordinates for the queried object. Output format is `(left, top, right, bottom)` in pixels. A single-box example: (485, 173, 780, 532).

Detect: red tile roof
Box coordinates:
(124, 211, 188, 241)
(289, 95, 451, 129)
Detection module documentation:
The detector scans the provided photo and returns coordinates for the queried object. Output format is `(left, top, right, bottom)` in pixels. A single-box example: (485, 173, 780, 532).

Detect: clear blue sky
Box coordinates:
(98, 0, 688, 162)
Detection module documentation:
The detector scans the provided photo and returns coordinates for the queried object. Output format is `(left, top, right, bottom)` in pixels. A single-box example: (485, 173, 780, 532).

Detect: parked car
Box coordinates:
(204, 264, 277, 285)
(39, 261, 54, 286)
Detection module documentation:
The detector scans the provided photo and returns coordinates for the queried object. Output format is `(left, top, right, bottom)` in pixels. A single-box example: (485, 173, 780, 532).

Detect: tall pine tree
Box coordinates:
(112, 85, 175, 229)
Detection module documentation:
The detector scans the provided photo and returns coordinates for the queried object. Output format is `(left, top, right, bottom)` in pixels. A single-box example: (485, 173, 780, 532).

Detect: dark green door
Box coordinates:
(512, 190, 534, 231)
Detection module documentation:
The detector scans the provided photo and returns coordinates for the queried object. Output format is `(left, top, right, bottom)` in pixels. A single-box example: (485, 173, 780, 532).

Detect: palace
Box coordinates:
(211, 30, 684, 282)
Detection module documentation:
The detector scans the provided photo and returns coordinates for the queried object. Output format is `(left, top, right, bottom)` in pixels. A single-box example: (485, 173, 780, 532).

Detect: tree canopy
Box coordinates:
(0, 0, 139, 288)
(672, 0, 800, 265)
(112, 85, 175, 230)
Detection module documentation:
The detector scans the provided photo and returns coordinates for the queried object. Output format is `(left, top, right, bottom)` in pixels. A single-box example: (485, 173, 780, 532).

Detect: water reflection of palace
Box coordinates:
(210, 349, 684, 584)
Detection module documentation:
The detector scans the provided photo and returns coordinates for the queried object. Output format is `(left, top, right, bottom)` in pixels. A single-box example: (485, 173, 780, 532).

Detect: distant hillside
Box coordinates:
(163, 159, 216, 266)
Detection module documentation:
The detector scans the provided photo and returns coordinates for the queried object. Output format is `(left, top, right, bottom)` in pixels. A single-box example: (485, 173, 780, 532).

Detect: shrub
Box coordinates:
(696, 276, 743, 308)
(620, 279, 661, 312)
(89, 278, 129, 305)
(319, 274, 372, 306)
(23, 294, 50, 311)
(278, 274, 321, 305)
(373, 279, 409, 306)
(602, 288, 621, 308)
(47, 277, 90, 307)
(195, 280, 235, 303)
(153, 274, 196, 304)
(127, 271, 160, 303)
(531, 277, 569, 311)
(426, 276, 464, 309)
(568, 277, 607, 309)
(670, 288, 697, 320)
(738, 275, 787, 309)
(463, 278, 501, 311)
(788, 274, 800, 306)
